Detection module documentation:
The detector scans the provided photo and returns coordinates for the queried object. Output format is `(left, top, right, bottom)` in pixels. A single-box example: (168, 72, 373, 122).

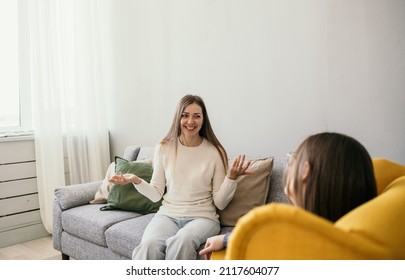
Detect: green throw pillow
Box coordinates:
(100, 156, 162, 214)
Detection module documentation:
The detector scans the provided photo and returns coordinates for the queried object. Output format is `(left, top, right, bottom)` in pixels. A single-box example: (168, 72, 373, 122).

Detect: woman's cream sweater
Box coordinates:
(133, 139, 237, 223)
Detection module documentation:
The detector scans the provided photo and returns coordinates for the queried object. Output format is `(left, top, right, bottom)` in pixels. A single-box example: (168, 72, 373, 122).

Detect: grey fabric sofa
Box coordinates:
(52, 145, 290, 260)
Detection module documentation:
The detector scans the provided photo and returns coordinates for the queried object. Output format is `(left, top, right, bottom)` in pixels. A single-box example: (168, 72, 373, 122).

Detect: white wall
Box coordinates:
(103, 0, 405, 164)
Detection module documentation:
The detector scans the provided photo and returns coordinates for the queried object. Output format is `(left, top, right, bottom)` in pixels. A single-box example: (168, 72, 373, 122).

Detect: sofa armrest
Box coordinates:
(54, 181, 102, 210)
(53, 180, 101, 252)
(52, 199, 63, 251)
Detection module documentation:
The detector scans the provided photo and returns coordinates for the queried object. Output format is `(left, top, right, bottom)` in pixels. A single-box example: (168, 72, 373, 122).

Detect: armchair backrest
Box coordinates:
(372, 158, 405, 194)
(225, 158, 405, 260)
(335, 176, 405, 259)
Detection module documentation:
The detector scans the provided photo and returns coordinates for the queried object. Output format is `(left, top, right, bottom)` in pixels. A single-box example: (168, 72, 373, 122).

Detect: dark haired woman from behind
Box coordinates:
(200, 132, 377, 259)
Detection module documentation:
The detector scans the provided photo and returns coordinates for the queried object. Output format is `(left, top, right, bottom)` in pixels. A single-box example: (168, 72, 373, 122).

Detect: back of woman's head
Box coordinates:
(288, 132, 377, 222)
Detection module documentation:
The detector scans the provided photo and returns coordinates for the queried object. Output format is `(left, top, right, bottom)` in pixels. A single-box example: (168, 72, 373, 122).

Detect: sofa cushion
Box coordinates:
(61, 232, 128, 260)
(136, 146, 155, 161)
(100, 157, 162, 214)
(61, 204, 141, 246)
(218, 157, 274, 226)
(105, 213, 155, 258)
(267, 157, 291, 204)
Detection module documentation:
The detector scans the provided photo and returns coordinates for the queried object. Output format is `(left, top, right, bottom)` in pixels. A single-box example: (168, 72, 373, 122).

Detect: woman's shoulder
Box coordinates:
(202, 138, 215, 150)
(157, 139, 176, 149)
(203, 139, 224, 159)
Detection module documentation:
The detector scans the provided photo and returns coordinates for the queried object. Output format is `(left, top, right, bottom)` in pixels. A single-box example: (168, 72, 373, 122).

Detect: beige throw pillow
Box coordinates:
(89, 162, 116, 204)
(218, 157, 274, 226)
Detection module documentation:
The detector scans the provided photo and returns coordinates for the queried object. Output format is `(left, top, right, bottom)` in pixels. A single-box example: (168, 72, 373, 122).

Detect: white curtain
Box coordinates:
(26, 0, 111, 233)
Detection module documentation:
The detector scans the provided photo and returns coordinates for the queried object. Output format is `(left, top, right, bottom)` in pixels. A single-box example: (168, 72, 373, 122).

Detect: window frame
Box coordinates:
(0, 1, 32, 135)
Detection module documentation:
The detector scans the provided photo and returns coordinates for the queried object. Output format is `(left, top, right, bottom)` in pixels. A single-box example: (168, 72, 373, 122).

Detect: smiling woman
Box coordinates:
(179, 103, 204, 147)
(108, 94, 253, 260)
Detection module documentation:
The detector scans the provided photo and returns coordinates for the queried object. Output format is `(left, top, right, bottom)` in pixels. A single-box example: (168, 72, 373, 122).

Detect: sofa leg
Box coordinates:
(61, 253, 70, 260)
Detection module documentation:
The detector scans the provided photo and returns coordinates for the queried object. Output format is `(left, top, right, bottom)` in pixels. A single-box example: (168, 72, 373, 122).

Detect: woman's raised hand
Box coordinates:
(227, 155, 254, 180)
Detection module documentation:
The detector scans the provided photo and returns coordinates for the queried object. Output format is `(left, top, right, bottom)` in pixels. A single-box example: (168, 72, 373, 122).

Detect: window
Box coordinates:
(0, 0, 31, 135)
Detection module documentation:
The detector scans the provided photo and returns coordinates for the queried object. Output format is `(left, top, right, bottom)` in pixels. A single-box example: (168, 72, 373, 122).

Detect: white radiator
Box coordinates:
(0, 136, 49, 248)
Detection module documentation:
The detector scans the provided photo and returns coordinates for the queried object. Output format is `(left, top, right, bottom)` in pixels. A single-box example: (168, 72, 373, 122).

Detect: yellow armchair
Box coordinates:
(213, 158, 405, 260)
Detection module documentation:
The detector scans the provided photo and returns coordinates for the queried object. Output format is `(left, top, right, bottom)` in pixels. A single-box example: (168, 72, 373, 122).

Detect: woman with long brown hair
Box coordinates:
(200, 132, 377, 259)
(284, 132, 377, 222)
(110, 94, 253, 260)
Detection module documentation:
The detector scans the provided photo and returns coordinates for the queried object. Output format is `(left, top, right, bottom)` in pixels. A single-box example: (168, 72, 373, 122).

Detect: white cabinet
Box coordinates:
(0, 136, 49, 248)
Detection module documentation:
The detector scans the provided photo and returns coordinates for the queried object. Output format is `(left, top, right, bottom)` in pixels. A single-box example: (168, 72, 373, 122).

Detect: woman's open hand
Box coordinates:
(108, 173, 142, 185)
(227, 155, 254, 180)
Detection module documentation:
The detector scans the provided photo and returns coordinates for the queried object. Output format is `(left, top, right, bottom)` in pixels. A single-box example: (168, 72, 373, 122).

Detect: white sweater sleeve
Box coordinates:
(132, 144, 166, 203)
(212, 159, 238, 210)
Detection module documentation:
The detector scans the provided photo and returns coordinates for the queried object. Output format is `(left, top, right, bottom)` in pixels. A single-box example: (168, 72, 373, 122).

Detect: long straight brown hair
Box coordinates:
(287, 132, 377, 222)
(160, 94, 228, 171)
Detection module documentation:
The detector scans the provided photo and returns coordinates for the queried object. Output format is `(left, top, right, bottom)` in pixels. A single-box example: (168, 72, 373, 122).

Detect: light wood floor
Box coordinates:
(0, 236, 62, 260)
